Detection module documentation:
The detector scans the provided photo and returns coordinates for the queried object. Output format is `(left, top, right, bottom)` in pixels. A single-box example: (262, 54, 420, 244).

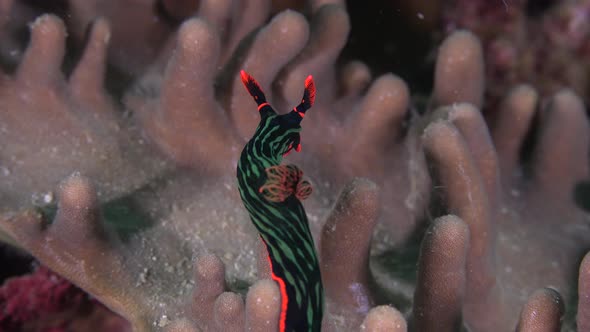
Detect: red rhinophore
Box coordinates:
(295, 143, 301, 152)
(265, 245, 288, 332)
(240, 70, 249, 84)
(240, 70, 265, 96)
(305, 75, 316, 107)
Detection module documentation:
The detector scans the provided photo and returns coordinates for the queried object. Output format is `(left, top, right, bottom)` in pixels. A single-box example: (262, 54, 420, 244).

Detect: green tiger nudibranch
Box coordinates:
(236, 70, 323, 332)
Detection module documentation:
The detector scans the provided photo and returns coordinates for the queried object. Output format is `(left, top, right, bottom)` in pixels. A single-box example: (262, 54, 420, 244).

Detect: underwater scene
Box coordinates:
(1, 0, 589, 331)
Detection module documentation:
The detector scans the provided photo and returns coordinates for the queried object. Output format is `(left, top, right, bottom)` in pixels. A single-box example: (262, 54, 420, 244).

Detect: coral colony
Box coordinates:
(0, 0, 589, 331)
(441, 0, 590, 107)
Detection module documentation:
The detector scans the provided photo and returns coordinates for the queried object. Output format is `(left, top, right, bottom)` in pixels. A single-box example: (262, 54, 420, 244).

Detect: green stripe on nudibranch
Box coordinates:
(236, 70, 323, 332)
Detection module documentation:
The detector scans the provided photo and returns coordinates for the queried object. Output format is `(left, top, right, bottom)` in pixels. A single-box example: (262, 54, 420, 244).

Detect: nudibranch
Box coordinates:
(236, 70, 323, 332)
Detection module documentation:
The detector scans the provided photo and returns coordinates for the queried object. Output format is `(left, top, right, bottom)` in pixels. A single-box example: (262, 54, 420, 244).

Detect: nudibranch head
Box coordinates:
(240, 70, 315, 157)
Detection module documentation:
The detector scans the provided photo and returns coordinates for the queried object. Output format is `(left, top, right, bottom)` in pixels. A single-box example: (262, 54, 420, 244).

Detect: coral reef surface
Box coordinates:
(0, 0, 589, 331)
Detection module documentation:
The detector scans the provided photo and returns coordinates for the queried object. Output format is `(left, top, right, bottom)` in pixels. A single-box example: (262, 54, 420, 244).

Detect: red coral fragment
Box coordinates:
(0, 265, 86, 332)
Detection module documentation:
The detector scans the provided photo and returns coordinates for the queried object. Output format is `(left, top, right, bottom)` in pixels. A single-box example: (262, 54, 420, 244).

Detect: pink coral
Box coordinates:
(0, 265, 127, 332)
(442, 0, 590, 107)
(0, 265, 84, 331)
